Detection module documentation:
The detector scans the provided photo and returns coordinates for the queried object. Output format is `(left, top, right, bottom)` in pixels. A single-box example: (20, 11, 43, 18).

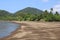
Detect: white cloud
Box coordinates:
(43, 4, 60, 13)
(42, 0, 49, 2)
(53, 4, 60, 13)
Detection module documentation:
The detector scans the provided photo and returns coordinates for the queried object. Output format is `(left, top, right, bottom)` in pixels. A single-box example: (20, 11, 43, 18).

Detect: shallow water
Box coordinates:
(0, 21, 20, 38)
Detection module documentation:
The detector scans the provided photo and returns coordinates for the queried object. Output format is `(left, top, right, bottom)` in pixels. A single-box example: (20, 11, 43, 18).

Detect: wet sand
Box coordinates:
(0, 21, 60, 40)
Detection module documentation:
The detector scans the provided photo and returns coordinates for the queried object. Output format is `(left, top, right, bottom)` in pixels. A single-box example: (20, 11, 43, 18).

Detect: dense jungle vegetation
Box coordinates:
(0, 7, 60, 22)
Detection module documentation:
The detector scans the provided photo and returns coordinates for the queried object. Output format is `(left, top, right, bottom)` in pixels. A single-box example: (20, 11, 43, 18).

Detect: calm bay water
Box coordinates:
(0, 21, 20, 38)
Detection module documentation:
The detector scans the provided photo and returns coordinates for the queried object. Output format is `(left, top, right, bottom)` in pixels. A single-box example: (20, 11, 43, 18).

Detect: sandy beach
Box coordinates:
(0, 21, 60, 40)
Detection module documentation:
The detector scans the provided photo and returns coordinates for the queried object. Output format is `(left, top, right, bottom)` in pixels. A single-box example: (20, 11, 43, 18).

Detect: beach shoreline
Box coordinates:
(0, 21, 60, 40)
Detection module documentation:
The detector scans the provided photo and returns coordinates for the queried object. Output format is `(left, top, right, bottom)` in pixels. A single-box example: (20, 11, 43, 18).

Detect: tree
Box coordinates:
(50, 8, 53, 12)
(43, 10, 49, 18)
(54, 11, 60, 21)
(55, 11, 59, 15)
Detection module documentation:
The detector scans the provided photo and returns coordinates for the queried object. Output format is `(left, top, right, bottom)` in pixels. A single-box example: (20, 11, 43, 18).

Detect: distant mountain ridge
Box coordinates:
(0, 7, 44, 17)
(15, 7, 43, 14)
(0, 10, 11, 16)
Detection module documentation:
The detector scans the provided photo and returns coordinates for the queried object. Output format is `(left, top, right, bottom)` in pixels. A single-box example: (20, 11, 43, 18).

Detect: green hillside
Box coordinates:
(0, 7, 60, 21)
(0, 10, 11, 16)
(0, 10, 13, 20)
(15, 7, 43, 14)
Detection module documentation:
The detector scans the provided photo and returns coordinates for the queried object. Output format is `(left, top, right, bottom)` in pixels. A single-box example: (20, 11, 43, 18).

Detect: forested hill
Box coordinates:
(15, 7, 43, 14)
(0, 7, 60, 21)
(0, 10, 13, 20)
(0, 10, 12, 16)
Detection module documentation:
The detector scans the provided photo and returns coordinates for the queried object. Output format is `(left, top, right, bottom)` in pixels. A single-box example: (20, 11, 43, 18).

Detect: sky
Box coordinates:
(0, 0, 60, 13)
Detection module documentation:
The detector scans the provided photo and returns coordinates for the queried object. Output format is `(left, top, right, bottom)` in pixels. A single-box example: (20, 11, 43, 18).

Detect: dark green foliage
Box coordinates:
(0, 7, 60, 22)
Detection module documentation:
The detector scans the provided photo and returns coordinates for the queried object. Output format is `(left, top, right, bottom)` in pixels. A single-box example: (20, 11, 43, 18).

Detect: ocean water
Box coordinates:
(0, 21, 20, 38)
